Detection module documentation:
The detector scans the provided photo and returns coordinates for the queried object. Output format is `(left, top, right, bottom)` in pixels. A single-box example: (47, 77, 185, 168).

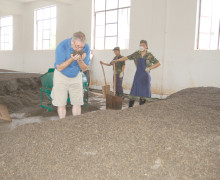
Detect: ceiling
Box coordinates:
(6, 0, 73, 4)
(7, 0, 38, 3)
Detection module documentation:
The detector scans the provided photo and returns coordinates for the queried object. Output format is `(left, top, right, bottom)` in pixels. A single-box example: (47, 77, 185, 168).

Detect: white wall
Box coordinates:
(22, 0, 92, 73)
(91, 0, 220, 96)
(0, 0, 92, 73)
(0, 0, 24, 71)
(0, 0, 219, 95)
(22, 1, 56, 73)
(163, 0, 220, 94)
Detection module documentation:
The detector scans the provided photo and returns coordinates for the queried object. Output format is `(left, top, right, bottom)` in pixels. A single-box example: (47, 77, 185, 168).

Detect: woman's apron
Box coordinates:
(130, 57, 151, 98)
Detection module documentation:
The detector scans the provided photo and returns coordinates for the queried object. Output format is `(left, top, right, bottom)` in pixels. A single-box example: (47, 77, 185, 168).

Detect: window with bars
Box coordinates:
(0, 16, 13, 50)
(196, 0, 220, 50)
(94, 0, 131, 50)
(34, 5, 56, 50)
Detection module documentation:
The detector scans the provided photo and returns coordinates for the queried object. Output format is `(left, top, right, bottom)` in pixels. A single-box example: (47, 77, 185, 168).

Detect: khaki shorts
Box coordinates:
(51, 69, 83, 106)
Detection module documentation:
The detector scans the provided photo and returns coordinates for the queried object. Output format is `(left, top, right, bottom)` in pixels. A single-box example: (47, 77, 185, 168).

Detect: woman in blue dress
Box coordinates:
(114, 40, 160, 107)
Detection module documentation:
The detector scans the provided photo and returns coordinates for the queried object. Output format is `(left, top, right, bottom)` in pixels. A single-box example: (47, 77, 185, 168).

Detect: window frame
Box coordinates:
(93, 0, 131, 50)
(196, 0, 220, 50)
(0, 15, 13, 51)
(34, 5, 57, 50)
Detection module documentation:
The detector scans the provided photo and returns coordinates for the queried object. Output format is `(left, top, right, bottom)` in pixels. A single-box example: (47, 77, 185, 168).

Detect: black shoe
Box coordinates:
(139, 99, 146, 105)
(129, 100, 135, 108)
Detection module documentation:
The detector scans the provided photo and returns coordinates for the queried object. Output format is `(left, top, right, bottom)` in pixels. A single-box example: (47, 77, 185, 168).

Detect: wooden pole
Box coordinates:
(113, 63, 116, 96)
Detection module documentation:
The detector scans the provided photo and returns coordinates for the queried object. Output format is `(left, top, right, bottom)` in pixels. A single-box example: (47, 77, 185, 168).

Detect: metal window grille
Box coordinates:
(0, 16, 13, 50)
(93, 0, 131, 50)
(34, 5, 56, 50)
(197, 0, 220, 50)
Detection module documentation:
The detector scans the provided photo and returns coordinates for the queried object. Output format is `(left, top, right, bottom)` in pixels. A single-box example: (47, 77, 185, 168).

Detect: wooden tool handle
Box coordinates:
(88, 65, 91, 88)
(113, 63, 116, 96)
(101, 63, 107, 86)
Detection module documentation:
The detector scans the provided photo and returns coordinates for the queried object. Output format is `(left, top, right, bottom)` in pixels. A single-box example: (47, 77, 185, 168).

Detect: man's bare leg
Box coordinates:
(72, 105, 81, 116)
(57, 106, 66, 119)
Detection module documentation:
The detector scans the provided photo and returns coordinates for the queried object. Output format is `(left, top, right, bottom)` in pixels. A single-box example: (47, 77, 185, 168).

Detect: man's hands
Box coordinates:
(74, 52, 88, 72)
(100, 61, 111, 66)
(71, 54, 81, 61)
(71, 52, 86, 63)
(56, 53, 87, 72)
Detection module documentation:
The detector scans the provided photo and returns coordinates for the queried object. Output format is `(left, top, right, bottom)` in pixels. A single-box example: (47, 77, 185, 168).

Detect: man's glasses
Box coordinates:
(74, 42, 85, 50)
